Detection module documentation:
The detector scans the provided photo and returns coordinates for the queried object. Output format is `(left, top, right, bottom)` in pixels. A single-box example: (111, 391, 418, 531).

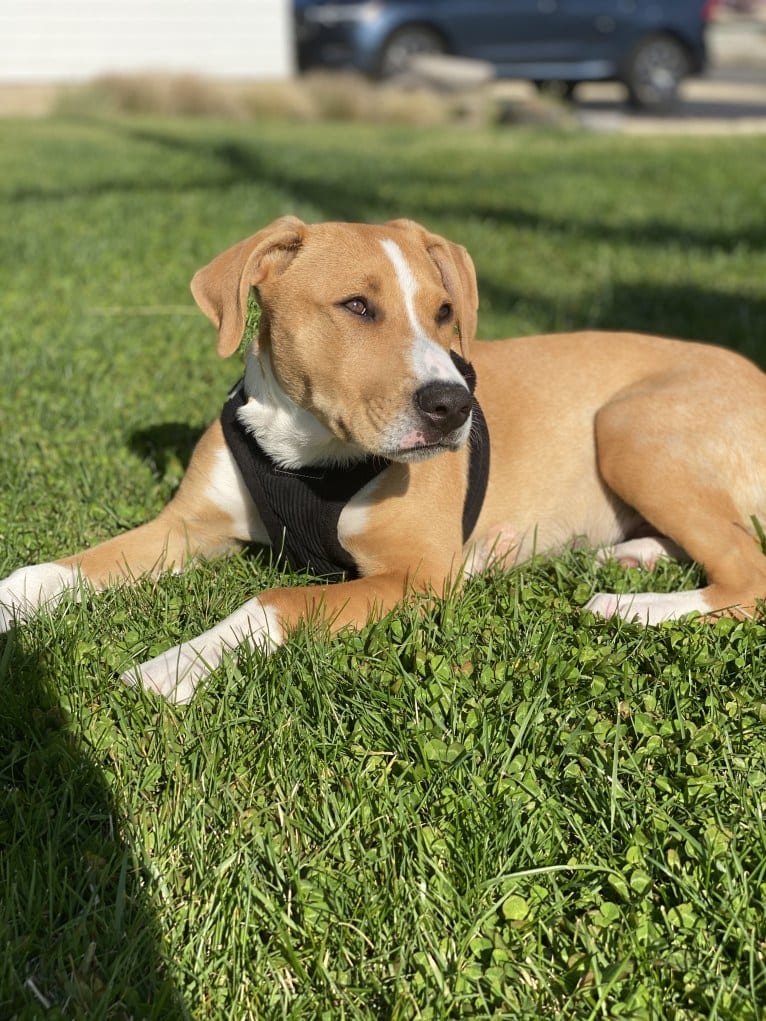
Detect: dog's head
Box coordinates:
(191, 216, 479, 465)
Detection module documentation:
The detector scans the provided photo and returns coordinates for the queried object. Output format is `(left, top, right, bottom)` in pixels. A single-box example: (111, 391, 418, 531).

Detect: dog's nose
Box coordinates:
(415, 381, 472, 435)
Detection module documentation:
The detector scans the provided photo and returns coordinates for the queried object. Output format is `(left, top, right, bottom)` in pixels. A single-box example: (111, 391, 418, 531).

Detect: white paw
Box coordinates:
(122, 638, 222, 705)
(595, 536, 687, 570)
(0, 563, 79, 631)
(121, 597, 283, 704)
(585, 588, 710, 625)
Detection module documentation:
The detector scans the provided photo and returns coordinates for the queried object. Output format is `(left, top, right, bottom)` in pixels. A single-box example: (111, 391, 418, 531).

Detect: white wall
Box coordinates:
(0, 0, 295, 82)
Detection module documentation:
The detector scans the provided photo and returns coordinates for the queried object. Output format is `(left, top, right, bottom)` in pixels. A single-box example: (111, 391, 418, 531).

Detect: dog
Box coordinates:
(2, 216, 766, 703)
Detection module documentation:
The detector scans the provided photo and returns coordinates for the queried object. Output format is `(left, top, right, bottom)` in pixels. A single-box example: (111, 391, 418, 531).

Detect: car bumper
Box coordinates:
(296, 16, 378, 73)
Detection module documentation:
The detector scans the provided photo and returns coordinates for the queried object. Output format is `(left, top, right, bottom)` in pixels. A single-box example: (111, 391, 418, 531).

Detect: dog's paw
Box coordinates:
(122, 639, 221, 705)
(121, 596, 284, 704)
(585, 588, 709, 625)
(595, 536, 687, 570)
(0, 563, 78, 631)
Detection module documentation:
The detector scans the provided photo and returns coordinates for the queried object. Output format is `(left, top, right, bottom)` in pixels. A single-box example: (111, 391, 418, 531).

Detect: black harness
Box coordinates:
(220, 351, 490, 580)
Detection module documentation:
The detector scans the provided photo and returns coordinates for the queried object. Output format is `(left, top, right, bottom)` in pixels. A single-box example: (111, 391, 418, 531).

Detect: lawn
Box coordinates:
(1, 114, 766, 1019)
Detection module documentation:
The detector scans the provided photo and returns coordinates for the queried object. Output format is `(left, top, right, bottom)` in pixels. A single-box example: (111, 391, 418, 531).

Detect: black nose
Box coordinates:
(415, 381, 472, 436)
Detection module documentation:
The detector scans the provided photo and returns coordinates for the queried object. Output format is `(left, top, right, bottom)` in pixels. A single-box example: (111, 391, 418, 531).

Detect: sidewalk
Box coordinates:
(710, 8, 766, 68)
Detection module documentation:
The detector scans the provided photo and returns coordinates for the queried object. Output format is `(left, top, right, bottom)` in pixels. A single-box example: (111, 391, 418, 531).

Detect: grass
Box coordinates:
(1, 113, 766, 1018)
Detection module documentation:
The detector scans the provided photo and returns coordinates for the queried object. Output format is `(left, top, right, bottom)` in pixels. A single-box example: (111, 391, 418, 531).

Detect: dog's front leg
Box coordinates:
(0, 513, 239, 633)
(0, 422, 259, 631)
(123, 572, 424, 704)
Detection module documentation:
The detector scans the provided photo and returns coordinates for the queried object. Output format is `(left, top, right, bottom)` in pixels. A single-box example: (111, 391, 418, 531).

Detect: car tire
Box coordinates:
(377, 25, 447, 78)
(623, 34, 691, 112)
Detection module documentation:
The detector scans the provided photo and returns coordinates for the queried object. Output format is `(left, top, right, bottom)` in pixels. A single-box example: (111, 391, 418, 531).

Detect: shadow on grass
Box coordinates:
(100, 121, 766, 253)
(131, 422, 204, 478)
(105, 122, 766, 357)
(15, 117, 765, 248)
(16, 119, 765, 363)
(586, 281, 766, 367)
(0, 632, 187, 1019)
(478, 274, 766, 365)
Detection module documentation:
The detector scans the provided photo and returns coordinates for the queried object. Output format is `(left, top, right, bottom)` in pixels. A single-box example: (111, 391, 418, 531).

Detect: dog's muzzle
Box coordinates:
(415, 381, 472, 437)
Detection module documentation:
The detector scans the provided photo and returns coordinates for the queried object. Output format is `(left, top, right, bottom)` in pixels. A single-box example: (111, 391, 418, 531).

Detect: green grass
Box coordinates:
(1, 115, 766, 1019)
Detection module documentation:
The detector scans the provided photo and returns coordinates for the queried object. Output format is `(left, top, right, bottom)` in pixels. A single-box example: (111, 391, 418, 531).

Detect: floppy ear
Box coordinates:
(191, 215, 306, 357)
(425, 236, 479, 356)
(385, 219, 479, 356)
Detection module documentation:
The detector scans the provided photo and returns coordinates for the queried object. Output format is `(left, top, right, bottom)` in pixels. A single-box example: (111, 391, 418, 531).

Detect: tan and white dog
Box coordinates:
(2, 216, 766, 703)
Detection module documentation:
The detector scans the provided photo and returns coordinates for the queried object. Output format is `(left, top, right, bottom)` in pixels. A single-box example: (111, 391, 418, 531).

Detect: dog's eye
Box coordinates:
(343, 298, 370, 318)
(437, 303, 453, 324)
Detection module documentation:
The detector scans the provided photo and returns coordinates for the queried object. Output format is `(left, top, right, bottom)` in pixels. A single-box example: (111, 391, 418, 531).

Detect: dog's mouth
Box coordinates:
(387, 441, 454, 463)
(383, 421, 470, 463)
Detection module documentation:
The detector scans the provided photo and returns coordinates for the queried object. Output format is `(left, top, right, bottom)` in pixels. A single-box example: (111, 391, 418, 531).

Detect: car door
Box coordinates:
(435, 0, 558, 64)
(431, 0, 620, 69)
(551, 0, 631, 63)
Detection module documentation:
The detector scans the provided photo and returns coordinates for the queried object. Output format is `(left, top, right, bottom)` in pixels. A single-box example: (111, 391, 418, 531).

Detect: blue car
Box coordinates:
(295, 0, 718, 111)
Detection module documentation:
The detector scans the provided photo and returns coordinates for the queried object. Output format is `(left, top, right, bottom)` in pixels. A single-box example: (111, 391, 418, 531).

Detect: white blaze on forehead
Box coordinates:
(379, 238, 465, 386)
(380, 238, 421, 335)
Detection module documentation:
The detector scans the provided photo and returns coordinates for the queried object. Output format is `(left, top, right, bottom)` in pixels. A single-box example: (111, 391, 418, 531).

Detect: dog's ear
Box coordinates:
(386, 219, 479, 355)
(425, 237, 479, 356)
(191, 216, 306, 357)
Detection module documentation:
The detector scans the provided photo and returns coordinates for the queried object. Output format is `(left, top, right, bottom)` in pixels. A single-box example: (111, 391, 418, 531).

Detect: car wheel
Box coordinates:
(624, 34, 690, 112)
(377, 25, 446, 78)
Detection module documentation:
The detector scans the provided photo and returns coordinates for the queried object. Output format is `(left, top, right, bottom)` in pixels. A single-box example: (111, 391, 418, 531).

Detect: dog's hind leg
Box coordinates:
(596, 534, 689, 570)
(586, 385, 766, 623)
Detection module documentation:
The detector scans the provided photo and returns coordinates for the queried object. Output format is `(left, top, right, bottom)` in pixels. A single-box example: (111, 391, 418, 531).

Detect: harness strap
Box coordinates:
(454, 353, 491, 546)
(221, 351, 490, 581)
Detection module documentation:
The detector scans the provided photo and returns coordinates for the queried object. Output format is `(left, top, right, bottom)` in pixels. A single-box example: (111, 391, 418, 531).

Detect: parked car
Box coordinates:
(294, 0, 719, 111)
